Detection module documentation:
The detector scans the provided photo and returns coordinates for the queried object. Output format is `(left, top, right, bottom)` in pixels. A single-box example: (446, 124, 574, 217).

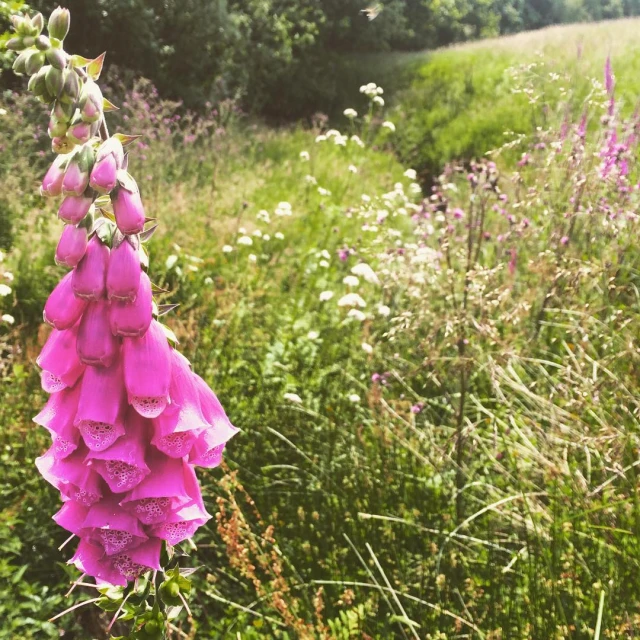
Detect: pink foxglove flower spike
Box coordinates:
(10, 8, 238, 629)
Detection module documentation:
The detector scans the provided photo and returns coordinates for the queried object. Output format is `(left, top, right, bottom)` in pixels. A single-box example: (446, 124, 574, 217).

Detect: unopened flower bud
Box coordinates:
(25, 50, 45, 76)
(110, 271, 153, 337)
(72, 236, 109, 300)
(53, 100, 74, 122)
(41, 154, 68, 196)
(48, 7, 71, 41)
(46, 47, 66, 70)
(12, 51, 29, 75)
(90, 140, 123, 194)
(32, 13, 45, 35)
(67, 120, 92, 145)
(59, 68, 80, 104)
(78, 81, 103, 123)
(63, 162, 88, 196)
(48, 117, 66, 138)
(62, 146, 94, 195)
(58, 195, 94, 224)
(5, 37, 24, 51)
(56, 223, 89, 268)
(45, 66, 64, 97)
(35, 34, 51, 51)
(22, 36, 36, 47)
(107, 236, 141, 301)
(52, 135, 75, 154)
(112, 180, 145, 235)
(44, 271, 88, 330)
(77, 300, 119, 367)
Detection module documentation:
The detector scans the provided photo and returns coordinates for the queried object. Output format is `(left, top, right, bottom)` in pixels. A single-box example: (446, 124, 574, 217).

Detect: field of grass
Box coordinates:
(387, 18, 640, 179)
(3, 18, 640, 640)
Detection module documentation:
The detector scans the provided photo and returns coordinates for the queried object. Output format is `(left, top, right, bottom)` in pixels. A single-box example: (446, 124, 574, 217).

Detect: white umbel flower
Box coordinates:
(338, 293, 366, 308)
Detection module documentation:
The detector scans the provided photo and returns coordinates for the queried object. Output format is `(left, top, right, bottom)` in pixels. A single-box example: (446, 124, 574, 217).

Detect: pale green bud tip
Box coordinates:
(48, 7, 71, 41)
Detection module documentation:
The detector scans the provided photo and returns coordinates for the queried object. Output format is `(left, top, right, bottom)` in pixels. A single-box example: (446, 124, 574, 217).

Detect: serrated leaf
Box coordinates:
(69, 54, 91, 67)
(160, 323, 179, 346)
(113, 133, 142, 147)
(116, 169, 138, 193)
(157, 303, 180, 317)
(87, 52, 106, 80)
(102, 96, 119, 112)
(139, 223, 158, 243)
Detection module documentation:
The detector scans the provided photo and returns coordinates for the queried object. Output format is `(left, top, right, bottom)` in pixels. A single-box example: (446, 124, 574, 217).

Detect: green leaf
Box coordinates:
(157, 303, 180, 317)
(87, 51, 105, 80)
(102, 96, 119, 112)
(113, 133, 142, 147)
(139, 223, 158, 243)
(69, 54, 91, 67)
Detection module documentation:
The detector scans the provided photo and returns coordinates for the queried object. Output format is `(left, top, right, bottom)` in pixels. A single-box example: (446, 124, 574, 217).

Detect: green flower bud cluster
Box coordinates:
(6, 6, 107, 155)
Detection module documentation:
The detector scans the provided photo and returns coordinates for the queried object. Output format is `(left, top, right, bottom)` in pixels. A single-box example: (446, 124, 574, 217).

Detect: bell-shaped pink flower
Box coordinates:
(41, 155, 66, 197)
(56, 223, 88, 268)
(62, 159, 89, 196)
(67, 121, 92, 146)
(37, 323, 85, 392)
(107, 236, 141, 302)
(44, 272, 88, 330)
(53, 500, 90, 536)
(72, 236, 109, 300)
(76, 360, 126, 450)
(87, 410, 150, 493)
(123, 320, 171, 418)
(89, 154, 118, 194)
(71, 536, 162, 586)
(77, 300, 120, 367)
(152, 429, 199, 459)
(121, 451, 194, 525)
(70, 539, 128, 586)
(81, 497, 148, 556)
(109, 271, 152, 337)
(36, 445, 104, 507)
(33, 384, 82, 459)
(155, 351, 208, 438)
(111, 539, 161, 583)
(190, 427, 237, 468)
(149, 466, 210, 544)
(58, 195, 93, 224)
(112, 182, 145, 235)
(194, 373, 236, 430)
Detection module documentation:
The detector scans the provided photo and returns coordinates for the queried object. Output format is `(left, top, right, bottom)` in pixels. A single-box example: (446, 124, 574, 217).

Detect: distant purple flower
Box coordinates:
(560, 236, 569, 245)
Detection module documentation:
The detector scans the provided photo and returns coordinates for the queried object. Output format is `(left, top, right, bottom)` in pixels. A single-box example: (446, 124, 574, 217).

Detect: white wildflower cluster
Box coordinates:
(360, 82, 384, 99)
(343, 108, 358, 119)
(275, 201, 293, 217)
(0, 250, 12, 325)
(299, 150, 310, 161)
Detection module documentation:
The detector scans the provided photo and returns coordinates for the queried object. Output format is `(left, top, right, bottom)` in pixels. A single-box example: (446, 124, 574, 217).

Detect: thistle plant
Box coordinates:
(6, 7, 237, 638)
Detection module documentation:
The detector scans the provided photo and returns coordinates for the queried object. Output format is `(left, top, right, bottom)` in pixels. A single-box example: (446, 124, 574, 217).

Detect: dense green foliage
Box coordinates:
(4, 0, 640, 118)
(4, 20, 640, 636)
